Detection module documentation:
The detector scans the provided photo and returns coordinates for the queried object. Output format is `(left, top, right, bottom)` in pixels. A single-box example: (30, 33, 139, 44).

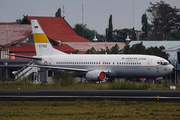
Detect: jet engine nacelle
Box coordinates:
(86, 70, 106, 81)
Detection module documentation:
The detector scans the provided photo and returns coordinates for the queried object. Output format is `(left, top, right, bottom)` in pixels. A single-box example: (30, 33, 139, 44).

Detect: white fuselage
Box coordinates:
(35, 54, 174, 78)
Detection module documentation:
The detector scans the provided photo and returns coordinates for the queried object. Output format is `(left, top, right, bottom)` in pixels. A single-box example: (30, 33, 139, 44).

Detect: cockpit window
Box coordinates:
(163, 62, 168, 65)
(157, 61, 169, 65)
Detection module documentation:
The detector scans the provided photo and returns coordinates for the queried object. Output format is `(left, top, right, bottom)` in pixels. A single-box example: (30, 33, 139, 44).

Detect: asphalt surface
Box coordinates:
(0, 90, 180, 102)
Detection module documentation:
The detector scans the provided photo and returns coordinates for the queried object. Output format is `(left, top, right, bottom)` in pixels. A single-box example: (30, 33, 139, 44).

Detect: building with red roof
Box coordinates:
(0, 16, 126, 59)
(0, 22, 17, 25)
(64, 42, 126, 54)
(0, 16, 89, 58)
(0, 24, 32, 46)
(21, 16, 91, 42)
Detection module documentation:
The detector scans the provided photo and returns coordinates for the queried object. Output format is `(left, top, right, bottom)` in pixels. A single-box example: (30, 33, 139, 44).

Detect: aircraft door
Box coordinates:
(98, 60, 101, 67)
(146, 59, 152, 70)
(48, 58, 53, 65)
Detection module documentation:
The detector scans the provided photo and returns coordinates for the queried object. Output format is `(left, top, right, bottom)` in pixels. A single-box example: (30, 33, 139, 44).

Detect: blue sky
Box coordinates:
(0, 0, 180, 34)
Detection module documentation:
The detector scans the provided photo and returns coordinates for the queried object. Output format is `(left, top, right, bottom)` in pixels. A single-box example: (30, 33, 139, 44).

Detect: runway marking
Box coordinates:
(1, 96, 180, 99)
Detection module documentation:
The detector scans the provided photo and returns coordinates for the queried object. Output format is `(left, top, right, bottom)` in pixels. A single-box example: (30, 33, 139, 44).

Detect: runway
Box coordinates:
(0, 90, 180, 101)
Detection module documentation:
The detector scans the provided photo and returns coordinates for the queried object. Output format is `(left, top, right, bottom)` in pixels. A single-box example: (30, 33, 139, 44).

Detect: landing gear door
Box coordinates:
(146, 59, 152, 70)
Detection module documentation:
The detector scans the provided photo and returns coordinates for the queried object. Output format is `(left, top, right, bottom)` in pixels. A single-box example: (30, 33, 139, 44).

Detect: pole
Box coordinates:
(82, 4, 84, 37)
(133, 0, 134, 28)
(175, 52, 177, 84)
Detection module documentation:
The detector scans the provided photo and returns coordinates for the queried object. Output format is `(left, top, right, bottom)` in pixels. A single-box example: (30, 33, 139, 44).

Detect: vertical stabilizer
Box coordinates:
(31, 20, 66, 56)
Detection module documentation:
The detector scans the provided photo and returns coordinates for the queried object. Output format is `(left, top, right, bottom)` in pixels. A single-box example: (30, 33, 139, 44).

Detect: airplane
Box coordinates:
(11, 19, 175, 82)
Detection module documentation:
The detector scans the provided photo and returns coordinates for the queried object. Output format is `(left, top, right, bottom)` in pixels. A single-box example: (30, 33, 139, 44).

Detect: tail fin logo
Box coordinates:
(35, 26, 38, 28)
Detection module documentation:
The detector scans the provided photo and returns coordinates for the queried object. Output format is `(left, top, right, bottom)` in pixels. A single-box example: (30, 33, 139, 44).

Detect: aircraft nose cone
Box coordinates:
(169, 64, 175, 74)
(167, 65, 175, 74)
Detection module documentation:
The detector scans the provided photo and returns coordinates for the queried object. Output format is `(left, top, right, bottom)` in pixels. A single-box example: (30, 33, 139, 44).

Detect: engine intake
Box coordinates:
(86, 70, 106, 81)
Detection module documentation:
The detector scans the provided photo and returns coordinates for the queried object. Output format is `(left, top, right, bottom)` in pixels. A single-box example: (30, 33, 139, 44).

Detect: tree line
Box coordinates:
(123, 42, 169, 60)
(83, 42, 169, 60)
(16, 1, 180, 41)
(85, 44, 120, 54)
(55, 5, 170, 60)
(72, 1, 180, 41)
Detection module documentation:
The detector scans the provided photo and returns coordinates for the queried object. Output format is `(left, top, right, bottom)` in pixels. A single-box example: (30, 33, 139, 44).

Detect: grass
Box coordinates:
(0, 75, 180, 119)
(0, 100, 180, 120)
(1, 72, 179, 90)
(0, 80, 180, 90)
(109, 81, 151, 90)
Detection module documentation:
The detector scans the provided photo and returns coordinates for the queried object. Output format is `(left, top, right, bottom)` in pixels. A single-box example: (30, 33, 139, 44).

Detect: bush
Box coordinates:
(53, 72, 75, 86)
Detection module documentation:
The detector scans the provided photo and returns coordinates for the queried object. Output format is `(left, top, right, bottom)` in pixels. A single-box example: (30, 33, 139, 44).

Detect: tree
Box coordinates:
(146, 46, 169, 59)
(73, 24, 85, 36)
(130, 42, 146, 54)
(169, 29, 180, 40)
(147, 1, 180, 40)
(141, 13, 150, 40)
(113, 28, 136, 41)
(73, 49, 79, 54)
(97, 48, 106, 54)
(106, 14, 113, 41)
(131, 28, 137, 40)
(55, 8, 62, 17)
(73, 23, 93, 40)
(85, 44, 119, 54)
(85, 47, 96, 54)
(73, 23, 104, 41)
(16, 19, 21, 24)
(122, 42, 169, 60)
(110, 44, 119, 54)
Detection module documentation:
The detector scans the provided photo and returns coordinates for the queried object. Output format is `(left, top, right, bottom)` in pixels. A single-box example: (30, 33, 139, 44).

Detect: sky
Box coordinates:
(0, 0, 180, 34)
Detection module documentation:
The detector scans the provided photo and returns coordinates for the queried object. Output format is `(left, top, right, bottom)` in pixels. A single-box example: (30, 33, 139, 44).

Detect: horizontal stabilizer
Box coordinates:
(6, 54, 42, 60)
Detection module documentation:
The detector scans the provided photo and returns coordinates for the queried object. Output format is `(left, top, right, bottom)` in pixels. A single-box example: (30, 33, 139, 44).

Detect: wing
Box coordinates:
(30, 65, 113, 80)
(30, 65, 111, 73)
(30, 65, 88, 72)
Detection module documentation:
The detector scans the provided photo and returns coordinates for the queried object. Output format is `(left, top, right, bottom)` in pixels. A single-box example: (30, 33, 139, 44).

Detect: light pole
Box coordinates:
(175, 53, 177, 84)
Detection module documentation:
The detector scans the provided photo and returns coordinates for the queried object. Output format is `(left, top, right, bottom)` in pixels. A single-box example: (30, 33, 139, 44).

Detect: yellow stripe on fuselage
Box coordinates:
(33, 34, 49, 43)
